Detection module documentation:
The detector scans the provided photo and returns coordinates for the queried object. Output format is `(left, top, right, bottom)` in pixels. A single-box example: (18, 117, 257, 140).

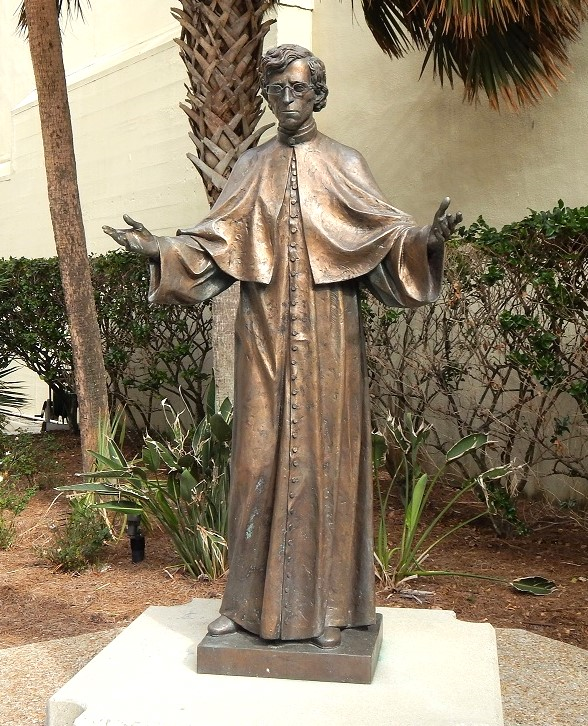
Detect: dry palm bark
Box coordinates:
(171, 0, 276, 401)
(22, 0, 109, 470)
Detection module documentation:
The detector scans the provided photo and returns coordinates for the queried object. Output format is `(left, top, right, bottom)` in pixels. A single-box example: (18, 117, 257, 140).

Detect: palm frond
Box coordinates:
(361, 0, 588, 109)
(17, 0, 90, 35)
(0, 367, 28, 416)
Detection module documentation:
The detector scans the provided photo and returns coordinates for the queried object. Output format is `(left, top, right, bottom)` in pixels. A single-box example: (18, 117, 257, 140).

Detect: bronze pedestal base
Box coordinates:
(196, 614, 383, 684)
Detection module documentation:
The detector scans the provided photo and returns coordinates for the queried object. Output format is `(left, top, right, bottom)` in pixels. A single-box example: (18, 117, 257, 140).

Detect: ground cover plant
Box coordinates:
(0, 430, 63, 549)
(41, 495, 112, 573)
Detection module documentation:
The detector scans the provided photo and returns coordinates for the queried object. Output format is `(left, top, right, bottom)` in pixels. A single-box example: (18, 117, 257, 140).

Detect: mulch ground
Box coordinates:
(1, 432, 586, 650)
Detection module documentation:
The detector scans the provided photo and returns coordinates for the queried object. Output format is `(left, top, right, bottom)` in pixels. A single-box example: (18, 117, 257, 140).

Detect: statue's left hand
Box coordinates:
(429, 197, 463, 245)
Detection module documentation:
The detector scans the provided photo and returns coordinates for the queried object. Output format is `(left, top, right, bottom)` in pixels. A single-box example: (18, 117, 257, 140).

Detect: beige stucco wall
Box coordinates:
(314, 0, 588, 229)
(0, 0, 215, 416)
(0, 0, 213, 260)
(3, 0, 587, 257)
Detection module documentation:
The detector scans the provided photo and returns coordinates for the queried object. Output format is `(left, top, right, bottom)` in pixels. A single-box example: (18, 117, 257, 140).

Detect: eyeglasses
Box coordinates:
(265, 82, 314, 97)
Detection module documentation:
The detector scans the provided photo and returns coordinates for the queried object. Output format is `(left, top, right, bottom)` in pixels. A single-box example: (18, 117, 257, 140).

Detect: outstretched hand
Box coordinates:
(102, 214, 159, 259)
(430, 197, 463, 245)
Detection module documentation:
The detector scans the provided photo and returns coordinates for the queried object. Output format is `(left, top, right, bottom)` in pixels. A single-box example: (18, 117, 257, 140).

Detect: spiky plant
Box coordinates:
(360, 0, 588, 109)
(0, 368, 27, 418)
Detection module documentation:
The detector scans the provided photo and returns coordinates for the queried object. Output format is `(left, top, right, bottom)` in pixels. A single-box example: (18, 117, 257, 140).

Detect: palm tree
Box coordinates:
(18, 0, 109, 470)
(171, 0, 276, 402)
(361, 0, 588, 109)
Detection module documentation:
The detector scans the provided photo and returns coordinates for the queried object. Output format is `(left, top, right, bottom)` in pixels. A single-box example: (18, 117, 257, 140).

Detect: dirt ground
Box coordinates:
(1, 432, 586, 650)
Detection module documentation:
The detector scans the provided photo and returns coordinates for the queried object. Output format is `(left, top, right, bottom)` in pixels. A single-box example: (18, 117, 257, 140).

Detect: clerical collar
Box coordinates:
(277, 120, 317, 147)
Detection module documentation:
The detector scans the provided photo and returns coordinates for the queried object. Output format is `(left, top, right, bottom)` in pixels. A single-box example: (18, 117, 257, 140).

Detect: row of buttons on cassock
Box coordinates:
(285, 152, 301, 590)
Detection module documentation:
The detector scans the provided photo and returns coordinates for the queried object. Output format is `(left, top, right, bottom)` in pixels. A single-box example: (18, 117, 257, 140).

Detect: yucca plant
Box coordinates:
(373, 414, 556, 595)
(60, 386, 233, 579)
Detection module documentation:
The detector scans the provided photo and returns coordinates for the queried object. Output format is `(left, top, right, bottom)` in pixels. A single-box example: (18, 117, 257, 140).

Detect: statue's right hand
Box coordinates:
(102, 214, 159, 259)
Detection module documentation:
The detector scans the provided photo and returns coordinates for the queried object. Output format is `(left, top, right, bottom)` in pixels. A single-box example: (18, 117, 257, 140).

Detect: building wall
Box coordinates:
(3, 0, 587, 257)
(0, 0, 212, 261)
(0, 0, 214, 415)
(314, 0, 588, 229)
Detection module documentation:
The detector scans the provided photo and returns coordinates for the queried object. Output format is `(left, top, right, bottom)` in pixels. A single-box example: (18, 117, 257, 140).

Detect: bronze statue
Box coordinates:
(104, 44, 461, 650)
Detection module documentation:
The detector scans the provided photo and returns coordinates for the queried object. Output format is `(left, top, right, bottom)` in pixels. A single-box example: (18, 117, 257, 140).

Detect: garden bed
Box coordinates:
(0, 432, 586, 650)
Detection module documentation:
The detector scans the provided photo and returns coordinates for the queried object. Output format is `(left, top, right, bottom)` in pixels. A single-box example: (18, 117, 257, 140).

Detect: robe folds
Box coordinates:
(149, 130, 444, 641)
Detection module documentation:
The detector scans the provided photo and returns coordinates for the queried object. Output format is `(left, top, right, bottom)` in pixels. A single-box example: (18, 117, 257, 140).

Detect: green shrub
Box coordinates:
(0, 437, 41, 549)
(43, 497, 111, 572)
(365, 201, 588, 512)
(0, 252, 212, 431)
(0, 431, 62, 490)
(0, 516, 16, 549)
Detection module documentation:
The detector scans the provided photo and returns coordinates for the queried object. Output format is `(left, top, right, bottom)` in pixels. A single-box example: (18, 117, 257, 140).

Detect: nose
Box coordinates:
(282, 86, 294, 104)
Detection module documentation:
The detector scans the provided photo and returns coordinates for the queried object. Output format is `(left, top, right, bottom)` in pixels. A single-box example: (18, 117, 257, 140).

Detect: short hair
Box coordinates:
(260, 44, 328, 112)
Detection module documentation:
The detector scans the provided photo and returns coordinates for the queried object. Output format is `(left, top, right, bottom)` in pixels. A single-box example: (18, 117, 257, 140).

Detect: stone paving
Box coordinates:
(0, 621, 586, 725)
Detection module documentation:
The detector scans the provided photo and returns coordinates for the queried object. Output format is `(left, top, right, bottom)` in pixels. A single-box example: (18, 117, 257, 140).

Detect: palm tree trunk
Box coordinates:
(172, 0, 275, 403)
(23, 0, 109, 469)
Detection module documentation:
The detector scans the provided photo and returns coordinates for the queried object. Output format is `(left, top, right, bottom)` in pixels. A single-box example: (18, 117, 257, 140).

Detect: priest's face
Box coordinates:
(266, 59, 316, 133)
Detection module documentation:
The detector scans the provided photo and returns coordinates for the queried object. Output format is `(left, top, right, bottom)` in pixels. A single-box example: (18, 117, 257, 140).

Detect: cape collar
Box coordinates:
(277, 119, 318, 147)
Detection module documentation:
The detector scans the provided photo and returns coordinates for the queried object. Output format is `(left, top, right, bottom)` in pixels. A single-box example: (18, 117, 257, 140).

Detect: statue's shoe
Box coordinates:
(311, 626, 342, 649)
(207, 615, 238, 636)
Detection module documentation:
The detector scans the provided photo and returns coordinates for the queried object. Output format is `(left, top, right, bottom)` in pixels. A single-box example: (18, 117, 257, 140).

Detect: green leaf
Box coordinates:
(141, 443, 161, 472)
(406, 473, 428, 532)
(205, 378, 216, 417)
(210, 413, 232, 443)
(56, 482, 119, 495)
(77, 468, 134, 480)
(96, 502, 143, 516)
(179, 468, 200, 500)
(88, 450, 126, 471)
(130, 466, 148, 482)
(445, 433, 490, 462)
(192, 417, 208, 453)
(219, 397, 232, 418)
(107, 438, 128, 467)
(511, 576, 557, 595)
(153, 443, 179, 469)
(479, 465, 512, 481)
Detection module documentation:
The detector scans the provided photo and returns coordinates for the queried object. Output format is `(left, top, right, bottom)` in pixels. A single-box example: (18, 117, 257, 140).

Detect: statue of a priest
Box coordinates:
(104, 44, 461, 649)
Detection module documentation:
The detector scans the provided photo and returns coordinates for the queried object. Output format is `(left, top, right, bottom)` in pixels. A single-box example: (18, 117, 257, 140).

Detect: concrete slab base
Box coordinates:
(197, 613, 383, 683)
(47, 598, 504, 726)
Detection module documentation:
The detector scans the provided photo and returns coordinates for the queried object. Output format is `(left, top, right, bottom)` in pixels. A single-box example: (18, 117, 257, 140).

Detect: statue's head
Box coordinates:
(260, 45, 328, 133)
